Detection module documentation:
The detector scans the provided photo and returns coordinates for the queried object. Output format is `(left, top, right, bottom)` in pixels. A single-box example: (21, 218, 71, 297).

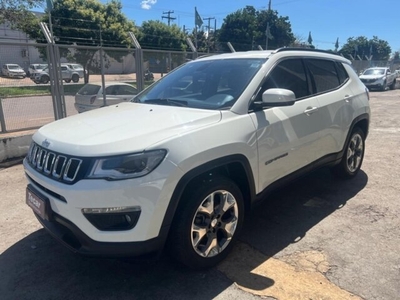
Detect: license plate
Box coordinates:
(26, 187, 47, 220)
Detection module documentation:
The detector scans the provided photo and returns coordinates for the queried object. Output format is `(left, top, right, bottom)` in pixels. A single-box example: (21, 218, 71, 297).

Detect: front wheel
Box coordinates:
(41, 75, 50, 84)
(389, 79, 396, 90)
(381, 81, 387, 91)
(72, 74, 79, 83)
(331, 127, 365, 179)
(168, 176, 244, 269)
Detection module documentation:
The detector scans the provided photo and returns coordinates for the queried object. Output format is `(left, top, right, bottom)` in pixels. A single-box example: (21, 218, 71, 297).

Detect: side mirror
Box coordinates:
(261, 88, 296, 106)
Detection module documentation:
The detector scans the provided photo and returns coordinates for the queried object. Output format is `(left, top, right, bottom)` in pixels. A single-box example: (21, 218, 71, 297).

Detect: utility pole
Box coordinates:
(203, 17, 215, 53)
(162, 11, 176, 26)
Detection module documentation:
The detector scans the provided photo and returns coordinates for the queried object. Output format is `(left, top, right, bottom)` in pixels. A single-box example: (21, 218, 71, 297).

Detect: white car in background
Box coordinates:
(2, 64, 26, 78)
(63, 63, 84, 78)
(74, 82, 138, 113)
(28, 64, 48, 76)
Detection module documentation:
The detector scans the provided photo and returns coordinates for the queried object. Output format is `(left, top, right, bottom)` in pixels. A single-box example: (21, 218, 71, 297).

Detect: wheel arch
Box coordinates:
(160, 154, 256, 236)
(335, 113, 369, 164)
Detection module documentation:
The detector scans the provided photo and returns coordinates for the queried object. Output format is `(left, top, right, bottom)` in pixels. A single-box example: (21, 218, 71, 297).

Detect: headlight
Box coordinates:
(87, 150, 167, 180)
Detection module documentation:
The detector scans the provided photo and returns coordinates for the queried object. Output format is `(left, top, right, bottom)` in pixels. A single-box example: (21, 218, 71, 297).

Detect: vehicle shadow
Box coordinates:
(0, 168, 368, 299)
(231, 167, 368, 290)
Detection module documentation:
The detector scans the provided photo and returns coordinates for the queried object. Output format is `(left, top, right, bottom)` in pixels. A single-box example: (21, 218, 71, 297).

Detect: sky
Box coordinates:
(107, 0, 400, 54)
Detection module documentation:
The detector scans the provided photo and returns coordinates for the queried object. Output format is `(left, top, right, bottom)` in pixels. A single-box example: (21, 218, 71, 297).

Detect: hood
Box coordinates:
(33, 102, 221, 156)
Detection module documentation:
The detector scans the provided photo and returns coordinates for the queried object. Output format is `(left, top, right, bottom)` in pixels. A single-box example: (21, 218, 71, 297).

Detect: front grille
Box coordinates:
(27, 142, 89, 184)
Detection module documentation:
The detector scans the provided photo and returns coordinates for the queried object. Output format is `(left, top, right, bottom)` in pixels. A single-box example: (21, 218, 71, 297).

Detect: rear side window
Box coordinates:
(306, 59, 340, 93)
(77, 84, 101, 95)
(335, 62, 349, 85)
(115, 85, 137, 95)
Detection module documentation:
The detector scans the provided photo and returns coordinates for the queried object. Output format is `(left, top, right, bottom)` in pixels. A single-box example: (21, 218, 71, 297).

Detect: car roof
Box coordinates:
(194, 47, 350, 64)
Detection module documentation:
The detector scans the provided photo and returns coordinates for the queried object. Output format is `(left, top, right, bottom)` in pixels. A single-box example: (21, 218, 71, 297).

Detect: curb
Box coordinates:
(0, 130, 35, 164)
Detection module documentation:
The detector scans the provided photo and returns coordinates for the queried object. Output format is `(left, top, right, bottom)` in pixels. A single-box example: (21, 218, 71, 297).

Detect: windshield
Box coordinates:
(134, 58, 265, 110)
(363, 69, 385, 75)
(8, 65, 20, 70)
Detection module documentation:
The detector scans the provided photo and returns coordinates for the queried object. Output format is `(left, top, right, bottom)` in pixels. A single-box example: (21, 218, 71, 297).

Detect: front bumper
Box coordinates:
(9, 72, 26, 78)
(34, 208, 168, 257)
(24, 157, 181, 257)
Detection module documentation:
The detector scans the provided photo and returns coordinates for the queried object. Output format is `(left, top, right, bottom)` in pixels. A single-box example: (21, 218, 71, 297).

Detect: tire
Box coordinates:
(64, 79, 71, 83)
(41, 75, 50, 84)
(389, 79, 396, 90)
(380, 81, 387, 91)
(72, 74, 79, 83)
(168, 176, 244, 269)
(331, 127, 365, 179)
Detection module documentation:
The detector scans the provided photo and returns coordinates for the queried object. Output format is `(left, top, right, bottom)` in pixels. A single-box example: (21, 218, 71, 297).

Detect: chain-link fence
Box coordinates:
(0, 39, 201, 133)
(1, 38, 397, 134)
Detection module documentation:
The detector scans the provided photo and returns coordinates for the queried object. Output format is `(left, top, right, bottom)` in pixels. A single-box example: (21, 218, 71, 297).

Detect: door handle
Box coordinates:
(344, 94, 353, 102)
(304, 106, 318, 115)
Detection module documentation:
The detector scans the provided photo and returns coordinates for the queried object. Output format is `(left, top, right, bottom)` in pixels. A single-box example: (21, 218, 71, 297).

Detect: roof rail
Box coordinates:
(272, 47, 340, 56)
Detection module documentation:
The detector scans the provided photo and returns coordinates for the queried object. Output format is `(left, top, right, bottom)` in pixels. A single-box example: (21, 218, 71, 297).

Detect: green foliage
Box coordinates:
(339, 36, 391, 61)
(20, 0, 137, 82)
(218, 6, 295, 52)
(0, 0, 43, 25)
(138, 20, 186, 51)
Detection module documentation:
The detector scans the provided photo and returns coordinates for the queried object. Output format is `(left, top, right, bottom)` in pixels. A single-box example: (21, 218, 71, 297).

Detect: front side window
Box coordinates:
(135, 58, 265, 110)
(260, 59, 310, 99)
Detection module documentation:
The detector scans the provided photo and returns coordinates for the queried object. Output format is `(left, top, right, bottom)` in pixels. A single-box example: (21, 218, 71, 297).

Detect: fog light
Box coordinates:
(82, 206, 141, 231)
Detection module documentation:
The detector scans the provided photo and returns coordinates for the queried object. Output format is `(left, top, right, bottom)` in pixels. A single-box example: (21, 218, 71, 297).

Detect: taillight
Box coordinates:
(90, 96, 97, 104)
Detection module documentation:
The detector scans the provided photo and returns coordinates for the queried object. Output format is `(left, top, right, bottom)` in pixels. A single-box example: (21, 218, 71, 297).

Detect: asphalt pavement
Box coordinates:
(0, 90, 399, 300)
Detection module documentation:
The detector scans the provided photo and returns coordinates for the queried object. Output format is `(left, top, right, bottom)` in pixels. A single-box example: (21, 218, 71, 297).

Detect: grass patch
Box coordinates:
(0, 84, 85, 98)
(0, 81, 151, 98)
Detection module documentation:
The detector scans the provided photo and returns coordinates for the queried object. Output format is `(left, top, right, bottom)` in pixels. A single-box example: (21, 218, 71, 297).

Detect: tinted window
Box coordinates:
(262, 59, 309, 99)
(115, 85, 137, 95)
(335, 62, 349, 85)
(307, 59, 340, 93)
(77, 84, 101, 95)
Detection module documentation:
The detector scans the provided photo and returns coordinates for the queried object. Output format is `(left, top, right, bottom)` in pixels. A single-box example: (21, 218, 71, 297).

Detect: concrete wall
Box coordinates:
(0, 132, 32, 163)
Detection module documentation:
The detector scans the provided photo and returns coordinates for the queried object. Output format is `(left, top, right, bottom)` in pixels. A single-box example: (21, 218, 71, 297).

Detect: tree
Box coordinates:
(0, 0, 43, 25)
(21, 0, 137, 82)
(218, 6, 295, 52)
(339, 36, 391, 61)
(137, 20, 187, 73)
(138, 20, 186, 51)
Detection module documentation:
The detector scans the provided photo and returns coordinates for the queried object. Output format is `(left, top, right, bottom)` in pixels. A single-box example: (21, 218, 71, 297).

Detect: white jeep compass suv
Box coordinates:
(24, 48, 370, 269)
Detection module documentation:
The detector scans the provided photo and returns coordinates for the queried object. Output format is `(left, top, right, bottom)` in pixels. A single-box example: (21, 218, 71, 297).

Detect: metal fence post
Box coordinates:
(0, 98, 7, 133)
(129, 32, 144, 92)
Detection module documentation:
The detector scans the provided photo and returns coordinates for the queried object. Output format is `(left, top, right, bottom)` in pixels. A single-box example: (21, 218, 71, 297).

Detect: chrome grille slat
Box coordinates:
(27, 142, 83, 184)
(53, 155, 67, 179)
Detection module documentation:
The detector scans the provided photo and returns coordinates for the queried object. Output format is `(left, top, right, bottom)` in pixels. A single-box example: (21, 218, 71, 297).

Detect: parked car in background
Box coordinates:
(28, 64, 48, 76)
(30, 65, 81, 84)
(2, 64, 26, 78)
(63, 63, 84, 78)
(74, 82, 138, 113)
(359, 67, 396, 91)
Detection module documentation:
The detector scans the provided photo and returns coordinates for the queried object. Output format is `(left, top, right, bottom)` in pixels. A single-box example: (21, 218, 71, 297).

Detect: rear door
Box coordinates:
(305, 59, 353, 158)
(250, 58, 322, 190)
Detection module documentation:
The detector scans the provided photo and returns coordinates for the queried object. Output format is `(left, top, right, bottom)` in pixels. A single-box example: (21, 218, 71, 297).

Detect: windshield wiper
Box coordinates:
(142, 98, 188, 107)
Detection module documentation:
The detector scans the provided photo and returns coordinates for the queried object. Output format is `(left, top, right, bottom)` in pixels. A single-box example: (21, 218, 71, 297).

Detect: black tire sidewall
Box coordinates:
(168, 176, 244, 269)
(340, 128, 365, 177)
